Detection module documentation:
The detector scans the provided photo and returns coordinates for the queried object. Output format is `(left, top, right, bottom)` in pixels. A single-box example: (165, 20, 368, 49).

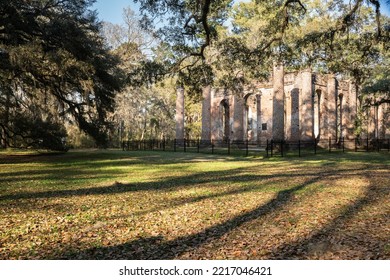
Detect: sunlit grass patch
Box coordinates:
(0, 150, 388, 259)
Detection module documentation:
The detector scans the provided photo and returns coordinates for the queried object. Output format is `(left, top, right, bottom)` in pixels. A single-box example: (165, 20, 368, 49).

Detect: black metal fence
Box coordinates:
(122, 137, 390, 157)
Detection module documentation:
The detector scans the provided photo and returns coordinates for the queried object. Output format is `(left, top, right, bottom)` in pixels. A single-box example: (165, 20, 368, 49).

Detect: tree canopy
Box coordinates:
(1, 0, 388, 149)
(134, 0, 388, 90)
(128, 0, 389, 140)
(0, 0, 124, 149)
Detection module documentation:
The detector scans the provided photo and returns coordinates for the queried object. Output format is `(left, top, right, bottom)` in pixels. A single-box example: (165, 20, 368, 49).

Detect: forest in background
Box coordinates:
(0, 0, 389, 150)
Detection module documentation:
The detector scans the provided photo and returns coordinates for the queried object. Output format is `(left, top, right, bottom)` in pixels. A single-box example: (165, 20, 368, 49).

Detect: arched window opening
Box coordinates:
(244, 93, 259, 141)
(337, 93, 343, 141)
(314, 89, 322, 138)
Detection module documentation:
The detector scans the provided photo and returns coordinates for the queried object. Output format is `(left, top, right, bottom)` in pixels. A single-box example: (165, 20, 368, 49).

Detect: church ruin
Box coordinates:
(176, 64, 389, 143)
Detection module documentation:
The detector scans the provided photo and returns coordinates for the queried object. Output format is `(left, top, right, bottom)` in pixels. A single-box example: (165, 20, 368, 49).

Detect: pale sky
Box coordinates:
(92, 0, 140, 24)
(92, 0, 390, 25)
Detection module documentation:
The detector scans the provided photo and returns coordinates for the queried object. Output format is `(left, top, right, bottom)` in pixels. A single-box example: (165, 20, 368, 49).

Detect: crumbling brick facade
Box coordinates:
(176, 66, 389, 142)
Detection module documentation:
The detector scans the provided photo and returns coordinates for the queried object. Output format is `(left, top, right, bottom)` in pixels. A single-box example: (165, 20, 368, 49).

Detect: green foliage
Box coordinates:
(66, 124, 96, 149)
(133, 0, 234, 91)
(133, 0, 387, 93)
(361, 50, 390, 105)
(0, 0, 125, 149)
(3, 113, 68, 151)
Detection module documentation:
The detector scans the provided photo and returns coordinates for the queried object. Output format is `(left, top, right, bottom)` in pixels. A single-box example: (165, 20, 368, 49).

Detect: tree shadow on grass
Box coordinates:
(0, 166, 357, 203)
(268, 169, 390, 259)
(0, 149, 252, 166)
(2, 150, 388, 259)
(0, 152, 69, 165)
(53, 164, 389, 260)
(58, 175, 324, 259)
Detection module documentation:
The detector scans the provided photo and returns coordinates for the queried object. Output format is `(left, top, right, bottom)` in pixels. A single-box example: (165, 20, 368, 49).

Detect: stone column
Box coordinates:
(382, 103, 390, 138)
(313, 89, 320, 138)
(284, 90, 291, 140)
(300, 69, 314, 140)
(210, 89, 219, 141)
(374, 105, 379, 138)
(256, 94, 262, 143)
(339, 93, 344, 139)
(378, 103, 385, 138)
(272, 63, 285, 141)
(201, 86, 211, 141)
(175, 87, 185, 140)
(327, 74, 337, 139)
(320, 87, 329, 140)
(233, 95, 244, 141)
(290, 88, 300, 140)
(345, 80, 357, 139)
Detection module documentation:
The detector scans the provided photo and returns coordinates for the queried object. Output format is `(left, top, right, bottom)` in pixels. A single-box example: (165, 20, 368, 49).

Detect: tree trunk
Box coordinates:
(2, 86, 11, 149)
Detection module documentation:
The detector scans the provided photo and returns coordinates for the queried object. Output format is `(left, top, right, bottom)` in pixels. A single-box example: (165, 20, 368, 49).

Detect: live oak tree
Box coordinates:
(133, 0, 234, 95)
(360, 47, 390, 124)
(134, 0, 387, 90)
(362, 57, 390, 107)
(132, 0, 388, 140)
(283, 1, 389, 136)
(0, 0, 124, 149)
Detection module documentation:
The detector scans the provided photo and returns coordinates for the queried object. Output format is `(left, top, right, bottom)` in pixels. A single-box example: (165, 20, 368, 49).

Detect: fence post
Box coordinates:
(298, 140, 301, 157)
(329, 137, 331, 153)
(377, 138, 380, 152)
(355, 138, 357, 152)
(314, 138, 317, 155)
(281, 140, 284, 157)
(266, 139, 269, 158)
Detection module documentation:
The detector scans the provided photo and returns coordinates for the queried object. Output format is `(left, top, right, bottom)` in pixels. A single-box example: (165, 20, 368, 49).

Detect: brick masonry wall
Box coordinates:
(175, 87, 185, 140)
(272, 64, 285, 141)
(184, 71, 363, 142)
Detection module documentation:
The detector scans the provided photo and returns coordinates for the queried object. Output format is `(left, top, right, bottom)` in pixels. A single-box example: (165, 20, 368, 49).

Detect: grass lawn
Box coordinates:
(0, 149, 389, 260)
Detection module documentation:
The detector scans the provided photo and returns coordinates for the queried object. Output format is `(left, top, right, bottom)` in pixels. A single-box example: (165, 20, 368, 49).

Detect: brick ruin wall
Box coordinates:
(176, 66, 389, 142)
